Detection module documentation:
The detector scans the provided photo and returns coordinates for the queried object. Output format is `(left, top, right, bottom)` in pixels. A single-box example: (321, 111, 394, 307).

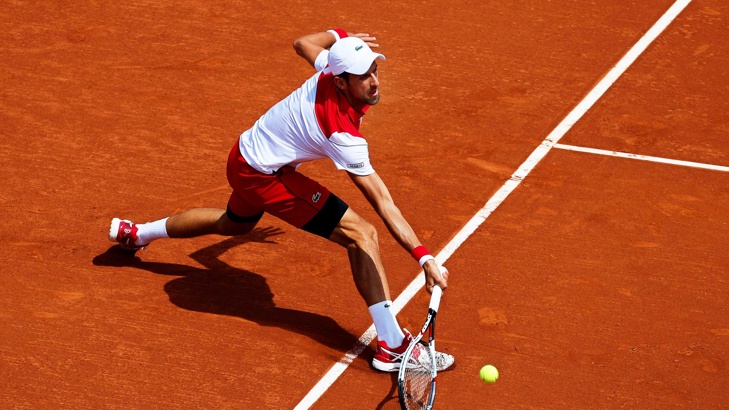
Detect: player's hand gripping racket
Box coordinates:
(397, 285, 443, 410)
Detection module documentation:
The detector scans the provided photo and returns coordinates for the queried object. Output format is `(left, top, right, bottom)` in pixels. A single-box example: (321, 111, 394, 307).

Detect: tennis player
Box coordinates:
(109, 29, 454, 372)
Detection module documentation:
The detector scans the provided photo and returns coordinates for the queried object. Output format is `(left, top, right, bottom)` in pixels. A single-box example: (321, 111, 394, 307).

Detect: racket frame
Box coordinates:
(397, 286, 443, 410)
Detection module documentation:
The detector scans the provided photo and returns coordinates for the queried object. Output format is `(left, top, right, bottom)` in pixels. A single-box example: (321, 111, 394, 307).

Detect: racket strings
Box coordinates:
(401, 343, 434, 409)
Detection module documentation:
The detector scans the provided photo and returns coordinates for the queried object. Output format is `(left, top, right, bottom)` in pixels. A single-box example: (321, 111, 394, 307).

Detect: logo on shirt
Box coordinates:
(347, 162, 365, 169)
(355, 45, 364, 51)
(312, 192, 321, 203)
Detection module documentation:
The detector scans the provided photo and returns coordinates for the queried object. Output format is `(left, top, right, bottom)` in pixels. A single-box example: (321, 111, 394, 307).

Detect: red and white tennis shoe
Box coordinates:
(372, 330, 455, 372)
(108, 218, 147, 251)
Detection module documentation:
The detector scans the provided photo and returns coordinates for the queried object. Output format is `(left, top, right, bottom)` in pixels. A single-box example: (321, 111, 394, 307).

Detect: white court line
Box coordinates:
(554, 144, 729, 172)
(293, 0, 692, 408)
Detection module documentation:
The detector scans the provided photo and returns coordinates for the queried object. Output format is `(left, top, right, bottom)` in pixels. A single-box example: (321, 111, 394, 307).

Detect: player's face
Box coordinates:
(347, 62, 380, 106)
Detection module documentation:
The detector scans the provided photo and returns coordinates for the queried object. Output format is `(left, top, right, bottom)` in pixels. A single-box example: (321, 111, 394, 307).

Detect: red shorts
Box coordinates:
(225, 143, 348, 237)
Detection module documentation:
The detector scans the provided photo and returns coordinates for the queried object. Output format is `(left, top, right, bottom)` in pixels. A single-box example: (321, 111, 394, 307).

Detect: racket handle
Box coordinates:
(429, 285, 443, 312)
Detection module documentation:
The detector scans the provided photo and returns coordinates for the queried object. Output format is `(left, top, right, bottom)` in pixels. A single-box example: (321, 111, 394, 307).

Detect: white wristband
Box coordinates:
(418, 254, 435, 267)
(327, 29, 341, 41)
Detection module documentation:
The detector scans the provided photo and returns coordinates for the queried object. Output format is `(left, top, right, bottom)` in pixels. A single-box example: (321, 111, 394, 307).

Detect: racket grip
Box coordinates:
(429, 285, 443, 312)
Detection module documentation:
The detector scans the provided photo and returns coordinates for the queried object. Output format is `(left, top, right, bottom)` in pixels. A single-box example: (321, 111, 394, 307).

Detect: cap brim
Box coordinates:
(346, 53, 386, 75)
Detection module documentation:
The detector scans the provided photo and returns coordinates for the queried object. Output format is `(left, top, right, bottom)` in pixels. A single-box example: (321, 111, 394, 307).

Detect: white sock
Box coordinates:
(368, 300, 405, 348)
(135, 218, 169, 245)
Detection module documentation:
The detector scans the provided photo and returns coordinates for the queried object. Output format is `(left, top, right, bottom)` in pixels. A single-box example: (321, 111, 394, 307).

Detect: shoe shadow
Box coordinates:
(93, 227, 364, 354)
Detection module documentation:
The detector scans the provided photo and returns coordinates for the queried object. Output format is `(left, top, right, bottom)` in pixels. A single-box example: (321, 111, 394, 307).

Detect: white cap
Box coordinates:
(327, 37, 385, 76)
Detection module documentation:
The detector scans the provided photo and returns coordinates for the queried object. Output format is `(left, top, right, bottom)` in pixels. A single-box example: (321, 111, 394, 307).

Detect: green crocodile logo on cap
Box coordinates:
(355, 45, 364, 51)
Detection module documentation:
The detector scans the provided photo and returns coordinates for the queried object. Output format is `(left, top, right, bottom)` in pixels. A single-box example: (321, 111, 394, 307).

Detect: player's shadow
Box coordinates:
(93, 227, 363, 354)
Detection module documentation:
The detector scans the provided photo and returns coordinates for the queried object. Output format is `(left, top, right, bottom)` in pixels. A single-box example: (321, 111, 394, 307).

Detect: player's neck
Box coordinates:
(338, 88, 369, 114)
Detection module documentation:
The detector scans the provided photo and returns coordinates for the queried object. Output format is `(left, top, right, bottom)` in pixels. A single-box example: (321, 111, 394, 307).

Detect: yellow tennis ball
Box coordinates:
(479, 365, 499, 383)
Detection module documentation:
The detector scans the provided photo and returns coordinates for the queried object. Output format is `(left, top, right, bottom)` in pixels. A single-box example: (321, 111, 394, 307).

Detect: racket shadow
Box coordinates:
(375, 372, 401, 410)
(93, 227, 362, 354)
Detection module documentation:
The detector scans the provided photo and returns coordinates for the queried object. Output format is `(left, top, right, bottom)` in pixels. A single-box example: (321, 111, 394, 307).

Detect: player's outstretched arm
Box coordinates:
(348, 172, 448, 292)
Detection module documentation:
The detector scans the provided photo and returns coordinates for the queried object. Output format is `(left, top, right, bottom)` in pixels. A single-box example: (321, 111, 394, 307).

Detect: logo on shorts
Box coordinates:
(312, 192, 321, 203)
(347, 162, 365, 169)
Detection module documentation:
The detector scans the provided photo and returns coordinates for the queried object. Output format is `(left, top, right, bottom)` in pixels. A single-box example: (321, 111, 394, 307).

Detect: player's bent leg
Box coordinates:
(329, 208, 391, 306)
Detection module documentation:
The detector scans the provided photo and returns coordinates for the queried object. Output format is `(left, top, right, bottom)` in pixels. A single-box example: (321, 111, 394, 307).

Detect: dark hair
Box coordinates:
(336, 72, 350, 82)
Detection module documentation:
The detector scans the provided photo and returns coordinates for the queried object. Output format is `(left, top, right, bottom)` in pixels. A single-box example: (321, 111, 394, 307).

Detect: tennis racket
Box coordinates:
(397, 285, 443, 410)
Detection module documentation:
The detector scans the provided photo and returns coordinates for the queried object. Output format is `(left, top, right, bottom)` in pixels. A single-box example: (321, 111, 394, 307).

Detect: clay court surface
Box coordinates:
(2, 0, 728, 408)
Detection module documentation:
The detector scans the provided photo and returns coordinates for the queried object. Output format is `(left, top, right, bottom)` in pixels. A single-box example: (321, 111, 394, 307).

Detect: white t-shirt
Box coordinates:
(238, 55, 374, 176)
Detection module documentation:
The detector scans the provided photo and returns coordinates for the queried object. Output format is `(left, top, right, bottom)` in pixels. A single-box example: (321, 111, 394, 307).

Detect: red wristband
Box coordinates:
(411, 246, 430, 262)
(332, 28, 348, 39)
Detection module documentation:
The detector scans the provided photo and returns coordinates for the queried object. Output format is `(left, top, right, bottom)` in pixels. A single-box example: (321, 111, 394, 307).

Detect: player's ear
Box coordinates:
(333, 76, 348, 91)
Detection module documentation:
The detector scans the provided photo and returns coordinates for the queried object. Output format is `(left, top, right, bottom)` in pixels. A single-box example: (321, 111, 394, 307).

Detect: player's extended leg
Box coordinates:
(110, 142, 266, 251)
(109, 207, 261, 251)
(165, 207, 258, 238)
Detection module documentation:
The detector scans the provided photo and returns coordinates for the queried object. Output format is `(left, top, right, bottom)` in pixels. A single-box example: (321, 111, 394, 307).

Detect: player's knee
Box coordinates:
(351, 220, 379, 251)
(330, 209, 379, 249)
